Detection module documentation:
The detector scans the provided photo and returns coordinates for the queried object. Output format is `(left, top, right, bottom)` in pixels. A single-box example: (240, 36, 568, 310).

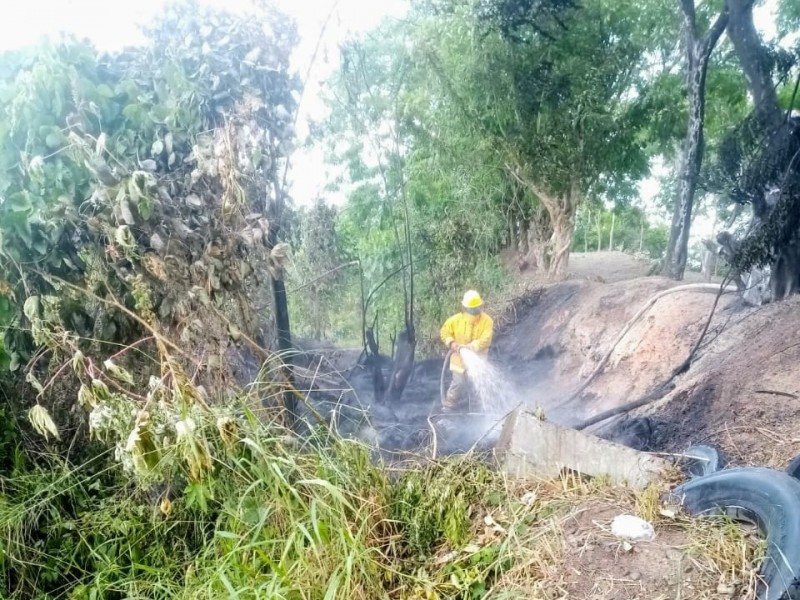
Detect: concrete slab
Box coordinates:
(495, 409, 672, 490)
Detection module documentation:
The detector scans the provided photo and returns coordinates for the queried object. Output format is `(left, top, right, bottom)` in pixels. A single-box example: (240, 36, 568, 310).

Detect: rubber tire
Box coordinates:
(669, 468, 800, 600)
(682, 444, 726, 478)
(786, 455, 800, 481)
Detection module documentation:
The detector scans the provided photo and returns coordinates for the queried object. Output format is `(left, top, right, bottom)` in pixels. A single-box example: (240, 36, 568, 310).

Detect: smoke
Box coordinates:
(460, 347, 575, 426)
(296, 347, 578, 458)
(422, 348, 532, 453)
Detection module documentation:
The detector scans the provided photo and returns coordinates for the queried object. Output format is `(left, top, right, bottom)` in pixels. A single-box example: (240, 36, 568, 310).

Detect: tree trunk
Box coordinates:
(596, 213, 602, 252)
(506, 164, 576, 277)
(662, 1, 729, 280)
(518, 218, 529, 255)
(549, 213, 575, 277)
(584, 210, 589, 253)
(524, 203, 552, 271)
(365, 326, 386, 401)
(384, 325, 415, 404)
(268, 177, 296, 425)
(639, 219, 644, 253)
(727, 0, 800, 303)
(725, 0, 785, 220)
(312, 286, 322, 341)
(726, 0, 782, 128)
(609, 212, 616, 251)
(526, 228, 547, 271)
(546, 181, 579, 278)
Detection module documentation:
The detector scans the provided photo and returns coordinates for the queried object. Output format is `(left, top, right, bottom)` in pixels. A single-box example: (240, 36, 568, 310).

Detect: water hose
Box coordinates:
(438, 349, 453, 412)
(566, 283, 738, 404)
(428, 348, 454, 459)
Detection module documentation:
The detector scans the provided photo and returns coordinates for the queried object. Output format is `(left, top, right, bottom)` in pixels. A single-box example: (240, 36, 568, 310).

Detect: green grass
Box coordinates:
(0, 407, 508, 600)
(0, 407, 764, 600)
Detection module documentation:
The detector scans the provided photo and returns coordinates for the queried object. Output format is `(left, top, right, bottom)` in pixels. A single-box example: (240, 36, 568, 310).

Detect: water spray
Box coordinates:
(427, 347, 524, 458)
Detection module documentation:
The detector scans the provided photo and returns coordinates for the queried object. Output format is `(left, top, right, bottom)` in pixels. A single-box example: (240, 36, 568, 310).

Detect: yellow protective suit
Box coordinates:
(440, 311, 494, 374)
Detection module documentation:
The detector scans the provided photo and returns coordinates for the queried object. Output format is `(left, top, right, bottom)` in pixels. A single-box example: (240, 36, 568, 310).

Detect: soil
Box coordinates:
(491, 251, 800, 469)
(644, 296, 800, 468)
(291, 250, 800, 469)
(287, 250, 793, 598)
(558, 501, 754, 600)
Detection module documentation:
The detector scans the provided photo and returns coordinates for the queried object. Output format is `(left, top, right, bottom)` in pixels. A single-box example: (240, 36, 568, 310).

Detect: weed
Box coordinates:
(0, 408, 766, 600)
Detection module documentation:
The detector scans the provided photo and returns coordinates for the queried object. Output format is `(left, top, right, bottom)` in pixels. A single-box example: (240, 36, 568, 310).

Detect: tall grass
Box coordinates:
(0, 405, 505, 600)
(0, 406, 764, 599)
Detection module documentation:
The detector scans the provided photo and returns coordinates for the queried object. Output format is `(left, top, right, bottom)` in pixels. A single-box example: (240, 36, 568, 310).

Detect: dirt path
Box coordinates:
(563, 251, 714, 284)
(568, 251, 652, 282)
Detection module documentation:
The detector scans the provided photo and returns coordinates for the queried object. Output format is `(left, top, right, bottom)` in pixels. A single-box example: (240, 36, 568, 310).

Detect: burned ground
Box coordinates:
(283, 251, 800, 473)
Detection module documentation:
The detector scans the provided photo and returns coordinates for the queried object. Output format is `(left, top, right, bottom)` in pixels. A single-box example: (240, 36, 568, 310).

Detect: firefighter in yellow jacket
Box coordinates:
(439, 290, 494, 412)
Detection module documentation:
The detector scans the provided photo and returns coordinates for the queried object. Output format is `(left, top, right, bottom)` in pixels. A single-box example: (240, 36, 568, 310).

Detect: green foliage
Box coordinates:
(0, 405, 519, 600)
(302, 13, 516, 350)
(0, 414, 386, 599)
(0, 398, 23, 474)
(302, 0, 714, 346)
(573, 204, 668, 259)
(313, 0, 681, 332)
(287, 200, 355, 342)
(778, 74, 800, 111)
(778, 0, 800, 40)
(391, 460, 493, 554)
(0, 0, 299, 409)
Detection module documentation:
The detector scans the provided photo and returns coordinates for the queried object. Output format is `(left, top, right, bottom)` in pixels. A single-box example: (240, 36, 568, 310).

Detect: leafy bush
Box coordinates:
(0, 0, 300, 436)
(391, 460, 493, 554)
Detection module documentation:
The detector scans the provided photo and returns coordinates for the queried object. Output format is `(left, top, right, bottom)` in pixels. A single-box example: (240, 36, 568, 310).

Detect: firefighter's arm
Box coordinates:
(468, 317, 494, 352)
(440, 317, 456, 348)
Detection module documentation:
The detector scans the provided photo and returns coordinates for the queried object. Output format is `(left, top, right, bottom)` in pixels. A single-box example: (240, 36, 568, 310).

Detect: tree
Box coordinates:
(661, 0, 729, 280)
(419, 0, 653, 277)
(778, 0, 800, 38)
(0, 0, 301, 443)
(288, 200, 345, 341)
(319, 27, 422, 403)
(712, 0, 800, 300)
(727, 0, 784, 129)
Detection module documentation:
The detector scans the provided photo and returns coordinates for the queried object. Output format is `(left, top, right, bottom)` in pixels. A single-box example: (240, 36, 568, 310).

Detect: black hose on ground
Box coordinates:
(574, 278, 737, 431)
(574, 381, 676, 431)
(566, 283, 737, 405)
(682, 444, 726, 478)
(426, 349, 454, 459)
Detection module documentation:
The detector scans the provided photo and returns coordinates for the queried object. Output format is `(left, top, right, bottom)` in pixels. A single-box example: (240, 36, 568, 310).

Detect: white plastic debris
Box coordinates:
(610, 514, 655, 542)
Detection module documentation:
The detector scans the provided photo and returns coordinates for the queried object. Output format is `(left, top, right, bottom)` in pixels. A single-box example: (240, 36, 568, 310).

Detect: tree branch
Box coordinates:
(504, 162, 559, 216)
(702, 8, 730, 54)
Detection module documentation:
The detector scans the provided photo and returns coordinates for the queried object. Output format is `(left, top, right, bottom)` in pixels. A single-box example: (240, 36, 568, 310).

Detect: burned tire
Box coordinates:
(670, 468, 800, 600)
(682, 444, 726, 478)
(786, 455, 800, 481)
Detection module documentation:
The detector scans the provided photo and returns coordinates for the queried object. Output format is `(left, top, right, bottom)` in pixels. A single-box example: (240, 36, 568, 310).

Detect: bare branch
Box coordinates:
(702, 7, 730, 54)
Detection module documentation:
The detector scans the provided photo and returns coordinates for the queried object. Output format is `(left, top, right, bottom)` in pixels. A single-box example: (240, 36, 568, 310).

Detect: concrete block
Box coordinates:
(495, 409, 671, 490)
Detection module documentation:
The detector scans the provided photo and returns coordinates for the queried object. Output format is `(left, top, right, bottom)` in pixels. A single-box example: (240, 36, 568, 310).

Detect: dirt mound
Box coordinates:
(645, 296, 800, 468)
(490, 275, 735, 421)
(493, 257, 800, 469)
